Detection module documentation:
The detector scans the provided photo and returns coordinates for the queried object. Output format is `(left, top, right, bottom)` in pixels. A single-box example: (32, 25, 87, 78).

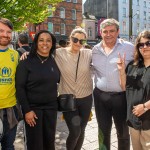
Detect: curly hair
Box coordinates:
(134, 30, 150, 65)
(29, 30, 56, 57)
(100, 18, 119, 31)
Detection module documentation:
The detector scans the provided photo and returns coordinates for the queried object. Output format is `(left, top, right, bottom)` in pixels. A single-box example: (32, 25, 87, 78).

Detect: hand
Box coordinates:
(132, 104, 145, 117)
(20, 52, 29, 60)
(117, 52, 126, 73)
(25, 111, 38, 127)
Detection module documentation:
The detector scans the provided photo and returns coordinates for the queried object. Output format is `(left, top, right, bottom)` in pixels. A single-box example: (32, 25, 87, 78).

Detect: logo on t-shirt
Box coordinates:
(0, 67, 12, 84)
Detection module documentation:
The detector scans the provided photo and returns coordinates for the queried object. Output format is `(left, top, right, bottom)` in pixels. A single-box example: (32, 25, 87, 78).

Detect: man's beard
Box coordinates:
(0, 37, 11, 47)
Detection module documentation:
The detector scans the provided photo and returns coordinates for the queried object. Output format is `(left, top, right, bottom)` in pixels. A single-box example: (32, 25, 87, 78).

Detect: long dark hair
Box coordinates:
(29, 30, 56, 57)
(134, 30, 150, 65)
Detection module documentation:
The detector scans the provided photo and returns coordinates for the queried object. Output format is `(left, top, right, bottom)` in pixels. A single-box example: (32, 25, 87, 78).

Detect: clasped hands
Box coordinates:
(132, 104, 146, 117)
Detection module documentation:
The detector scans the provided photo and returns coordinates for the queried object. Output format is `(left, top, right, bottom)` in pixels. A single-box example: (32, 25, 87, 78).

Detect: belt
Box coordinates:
(95, 87, 125, 95)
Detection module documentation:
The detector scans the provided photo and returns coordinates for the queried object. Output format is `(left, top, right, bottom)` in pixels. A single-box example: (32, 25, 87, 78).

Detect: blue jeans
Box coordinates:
(0, 108, 17, 150)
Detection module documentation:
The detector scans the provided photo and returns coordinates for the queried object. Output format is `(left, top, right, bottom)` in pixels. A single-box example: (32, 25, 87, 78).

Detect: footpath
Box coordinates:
(14, 107, 133, 150)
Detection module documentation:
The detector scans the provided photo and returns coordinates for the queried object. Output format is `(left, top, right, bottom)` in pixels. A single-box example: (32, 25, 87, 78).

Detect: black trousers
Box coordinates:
(24, 109, 57, 150)
(63, 94, 93, 150)
(93, 88, 130, 150)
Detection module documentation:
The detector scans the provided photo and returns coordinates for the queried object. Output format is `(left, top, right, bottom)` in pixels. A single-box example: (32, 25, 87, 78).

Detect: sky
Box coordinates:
(82, 0, 86, 4)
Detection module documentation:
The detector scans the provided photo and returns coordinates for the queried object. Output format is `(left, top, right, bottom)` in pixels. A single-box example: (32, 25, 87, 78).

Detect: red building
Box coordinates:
(28, 0, 83, 43)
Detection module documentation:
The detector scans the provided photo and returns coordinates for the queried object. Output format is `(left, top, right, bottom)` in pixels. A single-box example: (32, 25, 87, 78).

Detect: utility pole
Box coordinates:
(107, 0, 109, 18)
(129, 0, 132, 41)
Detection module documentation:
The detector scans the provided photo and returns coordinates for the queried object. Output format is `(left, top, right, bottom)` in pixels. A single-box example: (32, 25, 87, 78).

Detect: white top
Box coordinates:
(92, 38, 134, 92)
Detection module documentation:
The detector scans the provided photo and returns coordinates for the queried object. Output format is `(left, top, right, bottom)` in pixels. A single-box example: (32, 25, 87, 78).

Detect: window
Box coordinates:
(144, 1, 146, 7)
(61, 23, 65, 35)
(144, 11, 146, 20)
(88, 27, 92, 37)
(48, 5, 53, 17)
(144, 24, 147, 29)
(66, 0, 71, 2)
(123, 8, 126, 17)
(123, 21, 126, 33)
(60, 7, 65, 18)
(137, 0, 139, 6)
(73, 0, 77, 3)
(48, 22, 53, 33)
(136, 10, 140, 19)
(72, 9, 76, 20)
(123, 0, 126, 3)
(137, 23, 140, 33)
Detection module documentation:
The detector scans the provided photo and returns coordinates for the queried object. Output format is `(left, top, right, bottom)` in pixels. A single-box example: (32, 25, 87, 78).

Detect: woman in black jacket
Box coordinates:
(16, 30, 60, 150)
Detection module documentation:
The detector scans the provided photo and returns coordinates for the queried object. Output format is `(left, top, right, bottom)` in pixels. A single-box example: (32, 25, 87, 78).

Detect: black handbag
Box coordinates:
(57, 94, 76, 112)
(57, 52, 80, 112)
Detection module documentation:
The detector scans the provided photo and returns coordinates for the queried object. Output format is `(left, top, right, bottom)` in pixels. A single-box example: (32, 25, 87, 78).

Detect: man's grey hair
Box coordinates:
(100, 18, 119, 31)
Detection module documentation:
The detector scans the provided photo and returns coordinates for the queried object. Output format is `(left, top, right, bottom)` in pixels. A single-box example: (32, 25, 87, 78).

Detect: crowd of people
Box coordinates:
(0, 17, 150, 150)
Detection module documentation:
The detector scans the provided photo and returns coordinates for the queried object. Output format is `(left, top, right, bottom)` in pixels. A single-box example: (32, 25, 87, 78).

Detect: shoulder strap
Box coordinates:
(17, 48, 26, 54)
(75, 52, 80, 82)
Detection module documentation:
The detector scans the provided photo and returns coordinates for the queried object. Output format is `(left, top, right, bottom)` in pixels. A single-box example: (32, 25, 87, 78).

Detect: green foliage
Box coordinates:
(0, 0, 62, 31)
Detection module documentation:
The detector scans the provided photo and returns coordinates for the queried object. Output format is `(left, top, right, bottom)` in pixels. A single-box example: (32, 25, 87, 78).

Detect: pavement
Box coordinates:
(14, 107, 133, 150)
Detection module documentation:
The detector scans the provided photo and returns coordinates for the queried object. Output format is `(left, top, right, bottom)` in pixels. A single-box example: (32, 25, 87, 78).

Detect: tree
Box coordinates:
(0, 0, 62, 30)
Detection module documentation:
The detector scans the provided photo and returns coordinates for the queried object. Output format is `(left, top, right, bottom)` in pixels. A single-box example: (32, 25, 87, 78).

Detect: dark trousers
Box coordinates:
(93, 88, 130, 150)
(1, 108, 17, 150)
(25, 109, 57, 150)
(63, 94, 93, 150)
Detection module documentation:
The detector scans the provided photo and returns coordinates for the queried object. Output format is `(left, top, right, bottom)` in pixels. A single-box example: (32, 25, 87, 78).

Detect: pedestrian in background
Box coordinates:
(92, 18, 134, 150)
(0, 18, 20, 150)
(16, 30, 60, 150)
(55, 26, 93, 150)
(17, 33, 31, 56)
(58, 39, 67, 48)
(16, 33, 31, 136)
(118, 30, 150, 150)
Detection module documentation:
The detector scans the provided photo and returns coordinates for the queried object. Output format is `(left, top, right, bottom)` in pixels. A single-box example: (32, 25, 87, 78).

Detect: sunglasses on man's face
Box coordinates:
(137, 41, 150, 49)
(71, 37, 86, 45)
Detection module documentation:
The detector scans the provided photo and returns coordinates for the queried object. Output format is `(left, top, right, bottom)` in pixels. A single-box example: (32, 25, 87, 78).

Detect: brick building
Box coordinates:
(28, 0, 83, 43)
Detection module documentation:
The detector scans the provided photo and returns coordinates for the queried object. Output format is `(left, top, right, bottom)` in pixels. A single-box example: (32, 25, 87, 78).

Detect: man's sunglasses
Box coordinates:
(137, 41, 150, 49)
(71, 37, 86, 45)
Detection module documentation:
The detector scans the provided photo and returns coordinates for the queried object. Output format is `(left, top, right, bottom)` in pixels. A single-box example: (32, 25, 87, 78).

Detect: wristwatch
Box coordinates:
(143, 103, 148, 112)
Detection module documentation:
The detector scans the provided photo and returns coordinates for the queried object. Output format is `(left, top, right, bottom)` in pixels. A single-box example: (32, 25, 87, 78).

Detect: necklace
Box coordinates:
(36, 53, 49, 64)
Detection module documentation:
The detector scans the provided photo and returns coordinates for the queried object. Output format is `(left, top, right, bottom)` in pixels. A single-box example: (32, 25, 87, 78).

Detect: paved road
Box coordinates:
(14, 107, 133, 150)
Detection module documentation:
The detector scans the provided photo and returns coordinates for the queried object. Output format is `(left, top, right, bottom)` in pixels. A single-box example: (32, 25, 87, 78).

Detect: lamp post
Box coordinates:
(106, 0, 109, 18)
(129, 0, 132, 41)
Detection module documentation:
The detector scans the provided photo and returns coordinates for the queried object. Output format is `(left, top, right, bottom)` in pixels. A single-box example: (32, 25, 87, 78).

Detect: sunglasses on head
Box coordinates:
(137, 41, 150, 49)
(71, 37, 86, 45)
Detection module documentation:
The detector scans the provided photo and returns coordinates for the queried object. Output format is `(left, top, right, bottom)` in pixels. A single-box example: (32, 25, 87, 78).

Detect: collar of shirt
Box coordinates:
(98, 39, 122, 55)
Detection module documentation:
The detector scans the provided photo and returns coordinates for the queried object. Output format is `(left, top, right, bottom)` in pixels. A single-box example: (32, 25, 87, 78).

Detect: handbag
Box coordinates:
(57, 52, 80, 112)
(57, 94, 76, 112)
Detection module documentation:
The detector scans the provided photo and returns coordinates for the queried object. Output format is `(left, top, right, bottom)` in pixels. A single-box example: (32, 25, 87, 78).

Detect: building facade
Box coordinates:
(28, 0, 83, 43)
(84, 0, 150, 41)
(119, 0, 150, 41)
(82, 13, 99, 46)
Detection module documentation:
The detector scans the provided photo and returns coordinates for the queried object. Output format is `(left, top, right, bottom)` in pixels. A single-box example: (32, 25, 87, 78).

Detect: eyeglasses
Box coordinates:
(71, 37, 86, 45)
(137, 41, 150, 49)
